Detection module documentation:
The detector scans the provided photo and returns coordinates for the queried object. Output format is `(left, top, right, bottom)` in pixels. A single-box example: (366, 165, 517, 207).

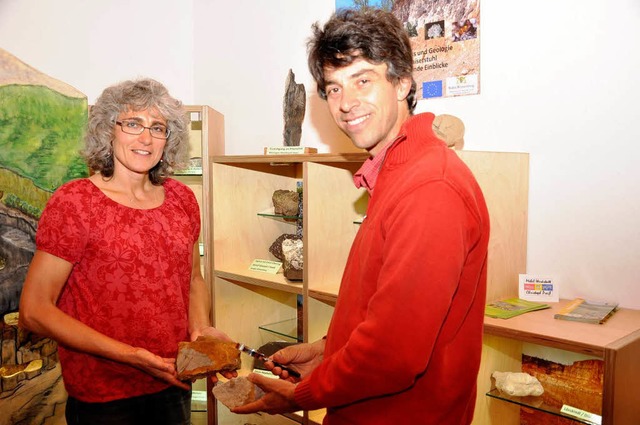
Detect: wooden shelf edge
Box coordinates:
(211, 152, 369, 164)
(308, 289, 338, 306)
(483, 322, 605, 357)
(215, 269, 303, 295)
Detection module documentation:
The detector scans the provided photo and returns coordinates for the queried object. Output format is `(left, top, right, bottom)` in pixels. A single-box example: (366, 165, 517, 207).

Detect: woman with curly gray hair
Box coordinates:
(83, 78, 190, 183)
(20, 78, 233, 425)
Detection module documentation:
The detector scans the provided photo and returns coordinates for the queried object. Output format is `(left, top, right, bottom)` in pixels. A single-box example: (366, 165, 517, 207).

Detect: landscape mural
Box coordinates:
(0, 47, 88, 425)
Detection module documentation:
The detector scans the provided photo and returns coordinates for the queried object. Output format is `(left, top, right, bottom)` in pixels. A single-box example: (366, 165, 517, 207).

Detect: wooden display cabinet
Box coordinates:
(209, 149, 640, 424)
(479, 302, 640, 424)
(209, 150, 533, 425)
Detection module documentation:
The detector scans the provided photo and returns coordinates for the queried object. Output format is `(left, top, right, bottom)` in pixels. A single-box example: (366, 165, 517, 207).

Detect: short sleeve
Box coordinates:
(36, 180, 91, 264)
(166, 178, 200, 244)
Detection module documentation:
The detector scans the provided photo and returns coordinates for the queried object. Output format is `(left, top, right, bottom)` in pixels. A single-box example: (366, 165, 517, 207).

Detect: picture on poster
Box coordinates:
(335, 0, 480, 100)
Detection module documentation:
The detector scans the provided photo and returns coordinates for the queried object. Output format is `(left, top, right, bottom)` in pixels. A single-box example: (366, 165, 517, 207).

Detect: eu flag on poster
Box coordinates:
(423, 81, 443, 98)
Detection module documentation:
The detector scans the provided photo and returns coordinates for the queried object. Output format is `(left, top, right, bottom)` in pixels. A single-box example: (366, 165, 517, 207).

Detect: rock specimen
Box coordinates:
(492, 371, 544, 397)
(432, 114, 465, 150)
(282, 238, 303, 281)
(272, 190, 299, 217)
(176, 336, 240, 380)
(213, 376, 265, 409)
(269, 234, 301, 261)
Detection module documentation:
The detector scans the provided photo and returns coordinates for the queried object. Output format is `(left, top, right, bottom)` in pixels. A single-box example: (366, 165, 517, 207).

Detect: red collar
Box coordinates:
(353, 137, 401, 194)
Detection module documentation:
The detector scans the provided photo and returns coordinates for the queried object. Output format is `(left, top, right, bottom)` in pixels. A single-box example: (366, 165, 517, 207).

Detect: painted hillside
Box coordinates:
(0, 47, 88, 216)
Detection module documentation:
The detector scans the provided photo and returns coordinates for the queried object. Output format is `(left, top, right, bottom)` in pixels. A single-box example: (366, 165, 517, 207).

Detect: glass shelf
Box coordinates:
(258, 318, 301, 342)
(353, 216, 365, 225)
(257, 207, 300, 221)
(486, 388, 601, 424)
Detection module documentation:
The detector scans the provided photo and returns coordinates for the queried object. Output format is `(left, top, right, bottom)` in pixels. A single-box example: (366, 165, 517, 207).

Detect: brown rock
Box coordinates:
(213, 377, 265, 409)
(432, 114, 465, 150)
(272, 190, 299, 217)
(176, 336, 240, 381)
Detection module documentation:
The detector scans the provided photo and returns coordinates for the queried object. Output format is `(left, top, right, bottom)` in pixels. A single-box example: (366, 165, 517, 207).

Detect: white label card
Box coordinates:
(560, 405, 602, 424)
(265, 146, 307, 155)
(249, 259, 282, 274)
(518, 274, 559, 302)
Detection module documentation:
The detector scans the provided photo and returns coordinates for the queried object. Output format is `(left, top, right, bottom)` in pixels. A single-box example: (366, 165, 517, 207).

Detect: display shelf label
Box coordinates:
(519, 274, 559, 302)
(249, 259, 282, 274)
(264, 146, 317, 155)
(560, 405, 602, 424)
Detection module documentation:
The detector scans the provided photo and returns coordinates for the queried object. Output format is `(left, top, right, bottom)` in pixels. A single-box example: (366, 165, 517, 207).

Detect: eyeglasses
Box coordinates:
(115, 120, 171, 139)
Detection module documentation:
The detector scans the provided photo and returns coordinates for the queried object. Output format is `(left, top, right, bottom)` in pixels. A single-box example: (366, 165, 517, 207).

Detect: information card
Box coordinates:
(518, 274, 559, 303)
(249, 259, 282, 274)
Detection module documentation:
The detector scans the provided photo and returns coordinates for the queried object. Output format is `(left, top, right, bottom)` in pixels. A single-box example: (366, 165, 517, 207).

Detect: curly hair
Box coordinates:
(307, 8, 417, 112)
(83, 78, 190, 184)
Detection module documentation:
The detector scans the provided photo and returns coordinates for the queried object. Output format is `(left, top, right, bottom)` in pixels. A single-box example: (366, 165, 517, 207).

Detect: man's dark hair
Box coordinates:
(307, 8, 417, 112)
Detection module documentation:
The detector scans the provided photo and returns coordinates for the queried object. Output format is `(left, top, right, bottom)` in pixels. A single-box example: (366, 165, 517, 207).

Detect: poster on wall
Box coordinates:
(335, 0, 480, 100)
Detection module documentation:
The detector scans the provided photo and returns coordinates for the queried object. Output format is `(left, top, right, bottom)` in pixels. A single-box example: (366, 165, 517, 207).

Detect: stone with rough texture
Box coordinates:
(492, 371, 544, 397)
(272, 190, 299, 217)
(432, 114, 465, 150)
(213, 377, 265, 409)
(282, 238, 303, 281)
(269, 234, 301, 261)
(176, 336, 240, 381)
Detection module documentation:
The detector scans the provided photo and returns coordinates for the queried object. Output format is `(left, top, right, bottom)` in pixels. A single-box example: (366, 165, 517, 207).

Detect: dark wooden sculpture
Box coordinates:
(283, 69, 306, 146)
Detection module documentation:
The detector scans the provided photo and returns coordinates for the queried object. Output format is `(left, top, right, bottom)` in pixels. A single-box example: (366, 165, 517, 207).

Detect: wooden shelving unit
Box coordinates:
(209, 151, 531, 425)
(207, 148, 640, 424)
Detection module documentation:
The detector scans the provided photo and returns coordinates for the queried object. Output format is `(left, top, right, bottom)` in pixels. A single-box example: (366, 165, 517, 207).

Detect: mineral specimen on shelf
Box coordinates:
(432, 114, 465, 150)
(492, 371, 544, 397)
(282, 238, 303, 281)
(269, 234, 301, 261)
(272, 190, 299, 216)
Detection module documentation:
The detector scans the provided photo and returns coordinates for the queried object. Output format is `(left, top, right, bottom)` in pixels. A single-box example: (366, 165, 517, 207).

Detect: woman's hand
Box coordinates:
(129, 347, 190, 390)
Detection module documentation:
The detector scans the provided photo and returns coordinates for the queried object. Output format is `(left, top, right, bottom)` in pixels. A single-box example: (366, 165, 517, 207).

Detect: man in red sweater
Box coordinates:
(234, 8, 489, 424)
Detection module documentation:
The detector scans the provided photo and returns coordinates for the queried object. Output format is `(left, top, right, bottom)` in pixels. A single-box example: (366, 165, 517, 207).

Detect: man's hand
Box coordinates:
(264, 338, 325, 380)
(231, 373, 299, 415)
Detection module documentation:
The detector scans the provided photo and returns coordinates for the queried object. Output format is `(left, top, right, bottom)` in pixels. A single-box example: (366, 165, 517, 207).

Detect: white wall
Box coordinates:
(0, 0, 195, 105)
(1, 0, 639, 308)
